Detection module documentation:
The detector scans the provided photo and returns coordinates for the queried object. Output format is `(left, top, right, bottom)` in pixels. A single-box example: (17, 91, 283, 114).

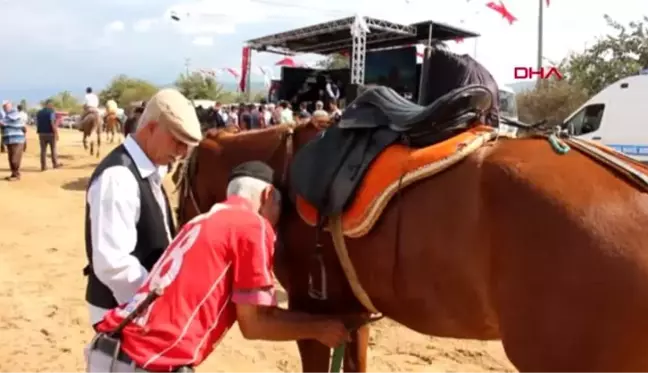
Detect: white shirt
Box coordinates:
(264, 110, 272, 125)
(218, 109, 228, 122)
(17, 111, 28, 123)
(84, 93, 99, 109)
(86, 136, 171, 325)
(280, 108, 293, 124)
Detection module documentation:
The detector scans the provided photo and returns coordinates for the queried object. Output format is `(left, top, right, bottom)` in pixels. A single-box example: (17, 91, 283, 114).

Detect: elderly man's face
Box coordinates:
(143, 121, 190, 165)
(3, 103, 12, 112)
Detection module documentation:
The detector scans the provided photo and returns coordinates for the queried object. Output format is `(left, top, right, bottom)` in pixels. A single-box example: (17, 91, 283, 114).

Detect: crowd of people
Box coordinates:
(198, 98, 343, 132)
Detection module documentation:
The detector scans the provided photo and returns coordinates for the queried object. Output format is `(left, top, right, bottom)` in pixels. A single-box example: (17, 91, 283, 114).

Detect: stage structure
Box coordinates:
(244, 16, 480, 101)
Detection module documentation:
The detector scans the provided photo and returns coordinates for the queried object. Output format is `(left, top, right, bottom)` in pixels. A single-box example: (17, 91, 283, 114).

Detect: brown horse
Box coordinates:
(176, 123, 648, 372)
(103, 112, 122, 144)
(80, 110, 102, 158)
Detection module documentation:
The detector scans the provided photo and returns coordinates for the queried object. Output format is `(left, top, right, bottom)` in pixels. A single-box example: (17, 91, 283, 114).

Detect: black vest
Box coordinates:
(83, 144, 176, 309)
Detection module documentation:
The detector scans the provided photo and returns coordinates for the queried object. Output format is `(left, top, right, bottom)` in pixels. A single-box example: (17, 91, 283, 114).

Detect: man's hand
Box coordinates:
(236, 303, 350, 346)
(311, 319, 349, 348)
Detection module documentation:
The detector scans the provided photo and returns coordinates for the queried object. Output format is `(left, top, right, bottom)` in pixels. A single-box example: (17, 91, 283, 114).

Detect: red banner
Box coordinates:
(239, 46, 251, 92)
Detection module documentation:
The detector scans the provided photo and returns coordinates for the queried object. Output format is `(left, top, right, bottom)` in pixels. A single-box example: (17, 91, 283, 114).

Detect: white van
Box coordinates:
(563, 74, 648, 162)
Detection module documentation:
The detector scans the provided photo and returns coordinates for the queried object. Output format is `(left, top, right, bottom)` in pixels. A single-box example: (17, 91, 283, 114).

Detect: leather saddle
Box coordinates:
(290, 84, 494, 219)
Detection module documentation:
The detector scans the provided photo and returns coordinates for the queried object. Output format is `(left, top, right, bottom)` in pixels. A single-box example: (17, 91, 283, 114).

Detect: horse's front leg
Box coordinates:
(297, 339, 333, 372)
(344, 325, 369, 372)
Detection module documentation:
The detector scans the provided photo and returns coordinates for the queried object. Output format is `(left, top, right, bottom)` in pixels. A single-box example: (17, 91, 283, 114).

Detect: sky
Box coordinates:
(0, 0, 645, 102)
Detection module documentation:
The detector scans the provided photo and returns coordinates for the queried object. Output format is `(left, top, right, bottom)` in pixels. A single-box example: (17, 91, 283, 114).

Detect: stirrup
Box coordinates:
(308, 253, 327, 300)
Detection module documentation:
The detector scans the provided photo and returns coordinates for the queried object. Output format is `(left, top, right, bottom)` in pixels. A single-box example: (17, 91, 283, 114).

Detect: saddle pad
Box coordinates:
(296, 125, 496, 237)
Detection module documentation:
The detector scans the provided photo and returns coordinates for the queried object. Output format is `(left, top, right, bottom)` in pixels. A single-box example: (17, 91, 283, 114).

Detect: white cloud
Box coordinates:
(192, 36, 214, 46)
(133, 18, 157, 33)
(105, 20, 125, 33)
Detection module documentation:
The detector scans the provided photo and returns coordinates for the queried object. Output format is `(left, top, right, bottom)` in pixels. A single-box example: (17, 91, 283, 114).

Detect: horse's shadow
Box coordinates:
(61, 177, 90, 191)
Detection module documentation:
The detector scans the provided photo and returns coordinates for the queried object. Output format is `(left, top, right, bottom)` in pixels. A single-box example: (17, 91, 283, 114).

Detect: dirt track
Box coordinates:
(0, 129, 514, 372)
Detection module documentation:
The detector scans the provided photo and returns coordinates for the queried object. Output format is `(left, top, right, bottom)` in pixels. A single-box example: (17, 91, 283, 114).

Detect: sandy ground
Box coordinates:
(0, 129, 515, 372)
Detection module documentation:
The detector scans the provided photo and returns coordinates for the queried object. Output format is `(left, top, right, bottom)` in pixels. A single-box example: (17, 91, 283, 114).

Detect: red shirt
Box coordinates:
(97, 196, 277, 371)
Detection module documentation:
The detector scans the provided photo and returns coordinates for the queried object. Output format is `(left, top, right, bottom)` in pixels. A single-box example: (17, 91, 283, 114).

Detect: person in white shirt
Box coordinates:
(83, 88, 202, 329)
(84, 87, 99, 109)
(279, 100, 294, 124)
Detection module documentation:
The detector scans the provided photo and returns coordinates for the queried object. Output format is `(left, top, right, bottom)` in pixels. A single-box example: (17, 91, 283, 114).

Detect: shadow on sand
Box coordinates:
(61, 176, 90, 192)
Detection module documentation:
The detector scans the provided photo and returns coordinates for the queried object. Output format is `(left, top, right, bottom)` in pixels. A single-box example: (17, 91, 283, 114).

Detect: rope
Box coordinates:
(329, 344, 345, 372)
(548, 134, 570, 154)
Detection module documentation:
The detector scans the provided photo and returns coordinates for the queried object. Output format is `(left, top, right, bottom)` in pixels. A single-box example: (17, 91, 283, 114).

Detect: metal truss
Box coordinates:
(246, 16, 416, 55)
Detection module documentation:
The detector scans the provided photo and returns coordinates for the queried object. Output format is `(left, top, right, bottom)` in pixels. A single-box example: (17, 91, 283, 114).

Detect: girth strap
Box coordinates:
(329, 215, 380, 314)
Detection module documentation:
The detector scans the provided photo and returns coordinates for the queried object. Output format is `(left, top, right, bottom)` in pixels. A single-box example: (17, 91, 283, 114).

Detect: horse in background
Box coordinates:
(79, 107, 102, 158)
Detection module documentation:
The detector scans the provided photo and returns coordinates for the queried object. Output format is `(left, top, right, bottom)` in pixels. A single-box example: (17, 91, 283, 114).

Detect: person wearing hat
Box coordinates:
(85, 161, 349, 372)
(83, 88, 202, 331)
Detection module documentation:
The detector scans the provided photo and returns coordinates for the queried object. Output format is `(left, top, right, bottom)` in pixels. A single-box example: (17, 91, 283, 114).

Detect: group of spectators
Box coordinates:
(201, 99, 343, 132)
(0, 100, 62, 181)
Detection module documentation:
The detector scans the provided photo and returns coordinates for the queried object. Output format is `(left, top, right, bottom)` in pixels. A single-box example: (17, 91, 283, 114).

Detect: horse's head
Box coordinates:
(176, 122, 321, 226)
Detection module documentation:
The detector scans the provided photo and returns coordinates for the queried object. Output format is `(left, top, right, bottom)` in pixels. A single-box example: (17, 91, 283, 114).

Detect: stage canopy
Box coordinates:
(245, 16, 479, 55)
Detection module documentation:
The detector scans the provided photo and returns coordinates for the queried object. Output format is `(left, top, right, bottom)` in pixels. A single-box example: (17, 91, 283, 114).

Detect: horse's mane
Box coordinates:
(174, 124, 311, 217)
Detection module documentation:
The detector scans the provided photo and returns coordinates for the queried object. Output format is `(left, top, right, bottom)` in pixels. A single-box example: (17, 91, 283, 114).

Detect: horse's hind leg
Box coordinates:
(96, 131, 101, 158)
(82, 134, 88, 150)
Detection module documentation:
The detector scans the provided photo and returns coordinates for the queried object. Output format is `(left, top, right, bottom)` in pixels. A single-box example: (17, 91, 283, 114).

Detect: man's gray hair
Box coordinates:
(226, 176, 281, 208)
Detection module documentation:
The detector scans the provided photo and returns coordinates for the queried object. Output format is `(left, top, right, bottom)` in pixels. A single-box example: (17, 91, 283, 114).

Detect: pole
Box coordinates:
(536, 0, 544, 89)
(185, 58, 191, 76)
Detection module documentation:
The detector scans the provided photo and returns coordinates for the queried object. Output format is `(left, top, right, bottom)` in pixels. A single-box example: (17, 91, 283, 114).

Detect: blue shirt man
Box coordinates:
(36, 104, 56, 134)
(0, 102, 26, 145)
(0, 101, 27, 180)
(36, 100, 61, 171)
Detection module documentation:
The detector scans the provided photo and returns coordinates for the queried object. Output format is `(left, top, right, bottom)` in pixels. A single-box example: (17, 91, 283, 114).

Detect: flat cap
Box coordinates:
(229, 161, 274, 184)
(143, 88, 202, 146)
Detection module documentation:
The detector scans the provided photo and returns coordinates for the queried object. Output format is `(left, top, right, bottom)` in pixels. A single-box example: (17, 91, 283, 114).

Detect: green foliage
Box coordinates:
(251, 90, 267, 103)
(516, 80, 589, 126)
(561, 15, 648, 97)
(174, 73, 225, 101)
(518, 14, 648, 124)
(99, 75, 159, 107)
(18, 99, 28, 111)
(316, 53, 350, 69)
(42, 91, 83, 114)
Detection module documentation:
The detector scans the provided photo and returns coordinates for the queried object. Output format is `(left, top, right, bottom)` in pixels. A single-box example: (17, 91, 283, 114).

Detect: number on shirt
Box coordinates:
(148, 224, 201, 289)
(117, 204, 229, 325)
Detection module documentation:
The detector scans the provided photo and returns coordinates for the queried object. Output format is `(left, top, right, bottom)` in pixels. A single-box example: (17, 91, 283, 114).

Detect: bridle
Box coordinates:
(181, 125, 296, 219)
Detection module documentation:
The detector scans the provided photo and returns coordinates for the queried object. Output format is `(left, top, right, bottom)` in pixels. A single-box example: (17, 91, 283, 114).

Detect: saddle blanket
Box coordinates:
(296, 125, 497, 238)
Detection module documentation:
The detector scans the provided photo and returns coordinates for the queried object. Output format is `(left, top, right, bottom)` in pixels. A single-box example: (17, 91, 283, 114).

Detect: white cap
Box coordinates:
(143, 88, 202, 146)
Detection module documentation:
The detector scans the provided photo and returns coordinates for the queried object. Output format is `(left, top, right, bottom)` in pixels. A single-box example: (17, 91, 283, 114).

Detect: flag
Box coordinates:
(239, 47, 251, 92)
(486, 1, 517, 25)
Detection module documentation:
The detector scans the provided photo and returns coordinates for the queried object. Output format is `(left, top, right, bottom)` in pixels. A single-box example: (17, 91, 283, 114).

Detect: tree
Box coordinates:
(316, 53, 350, 69)
(18, 99, 28, 111)
(99, 75, 159, 107)
(43, 91, 83, 114)
(174, 73, 225, 101)
(516, 80, 589, 126)
(562, 15, 648, 97)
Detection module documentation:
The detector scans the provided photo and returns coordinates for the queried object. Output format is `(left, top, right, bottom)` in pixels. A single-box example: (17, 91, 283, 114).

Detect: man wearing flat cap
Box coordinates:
(83, 88, 202, 330)
(85, 161, 349, 373)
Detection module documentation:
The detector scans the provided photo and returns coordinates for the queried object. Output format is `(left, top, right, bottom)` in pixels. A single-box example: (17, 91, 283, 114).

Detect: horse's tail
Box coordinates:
(174, 146, 200, 226)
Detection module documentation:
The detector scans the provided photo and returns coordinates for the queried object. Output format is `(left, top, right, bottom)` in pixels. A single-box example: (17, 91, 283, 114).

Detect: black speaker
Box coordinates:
(346, 83, 361, 103)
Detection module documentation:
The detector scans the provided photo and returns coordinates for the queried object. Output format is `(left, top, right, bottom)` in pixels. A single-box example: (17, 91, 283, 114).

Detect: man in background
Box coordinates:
(279, 101, 293, 124)
(84, 87, 99, 109)
(0, 101, 27, 181)
(214, 102, 228, 126)
(36, 99, 62, 171)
